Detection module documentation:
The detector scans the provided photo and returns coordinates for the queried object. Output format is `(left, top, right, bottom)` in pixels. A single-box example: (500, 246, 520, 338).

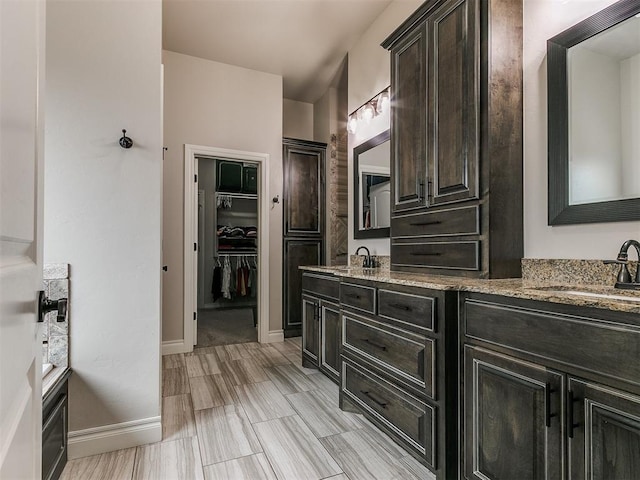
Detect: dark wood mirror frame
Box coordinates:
(547, 0, 640, 225)
(353, 130, 390, 239)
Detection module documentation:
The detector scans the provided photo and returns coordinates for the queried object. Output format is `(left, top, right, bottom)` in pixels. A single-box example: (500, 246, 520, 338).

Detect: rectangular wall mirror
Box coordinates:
(548, 0, 640, 225)
(353, 130, 390, 239)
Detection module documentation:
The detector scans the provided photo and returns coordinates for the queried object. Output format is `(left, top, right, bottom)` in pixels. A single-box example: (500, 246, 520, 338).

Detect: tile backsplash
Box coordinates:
(42, 264, 69, 368)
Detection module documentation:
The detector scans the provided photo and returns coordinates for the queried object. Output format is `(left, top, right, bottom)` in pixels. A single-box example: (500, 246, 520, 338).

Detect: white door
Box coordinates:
(0, 0, 46, 478)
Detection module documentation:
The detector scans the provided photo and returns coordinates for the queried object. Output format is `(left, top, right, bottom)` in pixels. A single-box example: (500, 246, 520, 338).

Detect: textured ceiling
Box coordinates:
(163, 0, 393, 103)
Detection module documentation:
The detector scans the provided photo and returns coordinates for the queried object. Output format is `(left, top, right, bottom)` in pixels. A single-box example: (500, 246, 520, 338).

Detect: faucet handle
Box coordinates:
(604, 260, 632, 284)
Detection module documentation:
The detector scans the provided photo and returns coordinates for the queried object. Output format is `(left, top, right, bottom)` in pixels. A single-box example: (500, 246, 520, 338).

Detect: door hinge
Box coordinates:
(194, 242, 197, 251)
(194, 174, 198, 182)
(193, 312, 197, 321)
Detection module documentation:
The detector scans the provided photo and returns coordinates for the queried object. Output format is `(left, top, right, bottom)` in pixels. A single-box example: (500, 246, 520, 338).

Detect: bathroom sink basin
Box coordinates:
(531, 286, 640, 304)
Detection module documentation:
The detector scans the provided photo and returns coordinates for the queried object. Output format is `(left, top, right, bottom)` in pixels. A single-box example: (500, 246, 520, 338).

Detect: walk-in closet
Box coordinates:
(196, 157, 259, 346)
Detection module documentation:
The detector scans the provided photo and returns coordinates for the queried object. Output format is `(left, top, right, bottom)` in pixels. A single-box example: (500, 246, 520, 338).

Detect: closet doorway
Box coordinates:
(184, 145, 270, 349)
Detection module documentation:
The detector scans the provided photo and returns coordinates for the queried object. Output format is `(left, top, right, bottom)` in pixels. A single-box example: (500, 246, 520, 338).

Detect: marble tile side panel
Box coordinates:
(203, 453, 278, 480)
(43, 263, 69, 280)
(162, 394, 197, 442)
(133, 436, 204, 480)
(48, 335, 68, 368)
(234, 380, 296, 423)
(195, 404, 263, 465)
(253, 415, 342, 480)
(60, 447, 136, 480)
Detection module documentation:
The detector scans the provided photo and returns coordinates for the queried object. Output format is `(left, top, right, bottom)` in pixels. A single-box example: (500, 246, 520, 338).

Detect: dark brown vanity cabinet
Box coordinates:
(339, 279, 458, 478)
(383, 0, 523, 278)
(301, 272, 341, 383)
(42, 370, 71, 480)
(461, 293, 640, 480)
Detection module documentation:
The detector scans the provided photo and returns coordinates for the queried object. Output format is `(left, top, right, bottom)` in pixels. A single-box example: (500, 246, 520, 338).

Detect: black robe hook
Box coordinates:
(119, 129, 133, 149)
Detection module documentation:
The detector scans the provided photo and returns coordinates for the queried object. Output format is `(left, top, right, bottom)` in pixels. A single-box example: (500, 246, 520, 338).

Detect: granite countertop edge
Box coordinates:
(299, 266, 640, 314)
(43, 366, 71, 400)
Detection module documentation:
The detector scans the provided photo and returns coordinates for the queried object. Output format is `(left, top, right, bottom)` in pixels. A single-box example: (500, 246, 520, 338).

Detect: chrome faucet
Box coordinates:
(355, 246, 376, 268)
(605, 239, 640, 290)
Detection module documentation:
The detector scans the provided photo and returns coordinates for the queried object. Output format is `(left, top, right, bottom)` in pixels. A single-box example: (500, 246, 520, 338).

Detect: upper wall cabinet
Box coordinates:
(383, 0, 523, 278)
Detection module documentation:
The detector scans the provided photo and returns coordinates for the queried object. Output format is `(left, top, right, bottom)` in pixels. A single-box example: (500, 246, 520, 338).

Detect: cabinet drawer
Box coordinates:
(392, 205, 479, 237)
(391, 241, 479, 270)
(378, 288, 435, 332)
(343, 314, 434, 397)
(342, 359, 434, 466)
(302, 273, 339, 300)
(464, 298, 640, 387)
(340, 282, 376, 314)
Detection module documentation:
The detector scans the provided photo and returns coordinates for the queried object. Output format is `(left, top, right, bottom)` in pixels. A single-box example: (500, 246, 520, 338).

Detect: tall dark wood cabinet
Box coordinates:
(282, 138, 326, 337)
(382, 0, 523, 278)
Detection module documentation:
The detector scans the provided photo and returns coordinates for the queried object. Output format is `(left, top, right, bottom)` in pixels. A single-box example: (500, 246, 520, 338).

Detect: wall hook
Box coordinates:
(119, 129, 133, 149)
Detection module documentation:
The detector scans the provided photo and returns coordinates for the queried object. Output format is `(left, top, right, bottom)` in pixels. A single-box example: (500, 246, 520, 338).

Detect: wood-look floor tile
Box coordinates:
(284, 352, 319, 375)
(319, 428, 419, 480)
(189, 374, 237, 410)
(185, 352, 221, 377)
(286, 336, 302, 348)
(235, 380, 296, 423)
(132, 436, 204, 480)
(270, 340, 302, 356)
(399, 455, 436, 480)
(253, 415, 342, 480)
(203, 453, 277, 480)
(225, 343, 253, 361)
(265, 364, 317, 395)
(162, 367, 190, 397)
(220, 358, 269, 386)
(162, 394, 196, 441)
(162, 353, 186, 370)
(60, 447, 136, 480)
(286, 389, 364, 437)
(322, 474, 351, 480)
(252, 345, 291, 367)
(307, 373, 340, 400)
(195, 404, 263, 465)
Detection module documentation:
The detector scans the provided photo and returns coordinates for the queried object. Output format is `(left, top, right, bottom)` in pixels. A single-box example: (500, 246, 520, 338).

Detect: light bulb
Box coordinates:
(362, 103, 375, 124)
(376, 90, 390, 115)
(347, 115, 358, 134)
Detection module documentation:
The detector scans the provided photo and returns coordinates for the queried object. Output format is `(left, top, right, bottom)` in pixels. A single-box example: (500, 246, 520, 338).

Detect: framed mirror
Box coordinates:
(548, 0, 640, 225)
(353, 130, 390, 239)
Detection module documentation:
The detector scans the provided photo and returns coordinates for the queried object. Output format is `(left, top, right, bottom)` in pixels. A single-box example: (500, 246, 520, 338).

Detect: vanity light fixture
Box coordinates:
(347, 86, 391, 135)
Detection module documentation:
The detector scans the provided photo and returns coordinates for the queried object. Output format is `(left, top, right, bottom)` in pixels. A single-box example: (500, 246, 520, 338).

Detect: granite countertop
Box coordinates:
(300, 266, 640, 314)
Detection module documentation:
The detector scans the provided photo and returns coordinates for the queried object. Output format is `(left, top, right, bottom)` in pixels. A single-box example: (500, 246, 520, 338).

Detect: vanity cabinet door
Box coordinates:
(390, 23, 428, 214)
(568, 378, 640, 480)
(427, 0, 479, 207)
(320, 301, 341, 384)
(463, 346, 563, 480)
(301, 294, 320, 365)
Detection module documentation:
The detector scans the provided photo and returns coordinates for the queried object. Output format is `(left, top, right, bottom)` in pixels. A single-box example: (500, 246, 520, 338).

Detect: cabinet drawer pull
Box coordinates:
(410, 252, 441, 256)
(545, 383, 556, 428)
(409, 220, 442, 227)
(567, 390, 580, 438)
(345, 293, 361, 299)
(360, 390, 388, 409)
(388, 303, 411, 311)
(363, 338, 387, 351)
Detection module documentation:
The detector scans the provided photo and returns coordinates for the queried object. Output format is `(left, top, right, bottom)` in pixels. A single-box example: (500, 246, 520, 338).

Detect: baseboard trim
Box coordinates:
(265, 329, 284, 343)
(68, 416, 161, 459)
(162, 339, 187, 355)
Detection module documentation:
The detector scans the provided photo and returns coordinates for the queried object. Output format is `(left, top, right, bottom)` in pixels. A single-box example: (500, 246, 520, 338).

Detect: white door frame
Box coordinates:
(183, 144, 270, 348)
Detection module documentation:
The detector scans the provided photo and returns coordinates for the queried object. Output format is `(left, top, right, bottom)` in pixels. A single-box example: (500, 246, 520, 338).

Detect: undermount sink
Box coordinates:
(532, 286, 640, 304)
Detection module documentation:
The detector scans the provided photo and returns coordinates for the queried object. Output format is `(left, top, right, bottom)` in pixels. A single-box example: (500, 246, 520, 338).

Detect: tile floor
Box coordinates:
(60, 338, 435, 480)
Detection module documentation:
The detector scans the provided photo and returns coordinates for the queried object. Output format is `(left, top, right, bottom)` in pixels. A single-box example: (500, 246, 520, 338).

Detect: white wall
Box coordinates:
(524, 0, 640, 259)
(347, 0, 423, 258)
(162, 51, 283, 341)
(283, 98, 314, 140)
(44, 0, 162, 452)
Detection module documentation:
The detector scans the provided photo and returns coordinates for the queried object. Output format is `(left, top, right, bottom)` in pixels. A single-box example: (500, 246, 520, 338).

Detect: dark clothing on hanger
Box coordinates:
(211, 265, 222, 301)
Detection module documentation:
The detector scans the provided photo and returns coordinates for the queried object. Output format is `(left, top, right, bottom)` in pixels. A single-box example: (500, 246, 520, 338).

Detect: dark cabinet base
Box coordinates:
(43, 369, 71, 480)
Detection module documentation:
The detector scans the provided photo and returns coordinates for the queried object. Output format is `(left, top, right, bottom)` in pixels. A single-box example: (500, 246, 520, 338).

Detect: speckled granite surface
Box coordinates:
(522, 258, 639, 286)
(300, 265, 640, 314)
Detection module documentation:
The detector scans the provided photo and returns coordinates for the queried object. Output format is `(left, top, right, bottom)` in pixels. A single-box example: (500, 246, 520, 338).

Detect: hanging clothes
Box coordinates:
(221, 256, 232, 299)
(211, 259, 222, 301)
(249, 264, 257, 298)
